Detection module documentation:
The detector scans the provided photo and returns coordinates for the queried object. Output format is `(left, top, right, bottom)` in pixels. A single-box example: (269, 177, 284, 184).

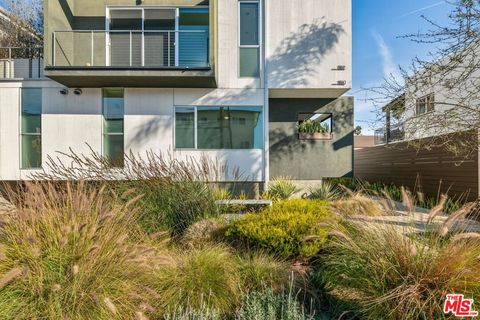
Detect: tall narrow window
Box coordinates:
(103, 88, 124, 167)
(21, 88, 42, 169)
(175, 107, 195, 148)
(239, 1, 260, 77)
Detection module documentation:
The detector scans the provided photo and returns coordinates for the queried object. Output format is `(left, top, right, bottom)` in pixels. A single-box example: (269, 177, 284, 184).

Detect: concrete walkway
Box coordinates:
(349, 198, 480, 234)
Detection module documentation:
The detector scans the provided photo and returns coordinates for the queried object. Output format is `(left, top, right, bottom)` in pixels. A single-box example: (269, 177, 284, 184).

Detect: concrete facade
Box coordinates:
(0, 0, 353, 184)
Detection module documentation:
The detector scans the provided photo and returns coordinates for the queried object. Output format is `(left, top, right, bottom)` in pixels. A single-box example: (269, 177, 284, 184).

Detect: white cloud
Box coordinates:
(371, 31, 401, 81)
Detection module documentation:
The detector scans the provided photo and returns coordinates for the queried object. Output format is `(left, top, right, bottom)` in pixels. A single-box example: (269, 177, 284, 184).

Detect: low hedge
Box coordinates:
(226, 199, 335, 258)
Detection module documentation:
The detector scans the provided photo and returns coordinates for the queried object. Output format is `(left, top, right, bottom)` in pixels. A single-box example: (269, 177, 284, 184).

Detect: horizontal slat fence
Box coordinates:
(355, 138, 479, 201)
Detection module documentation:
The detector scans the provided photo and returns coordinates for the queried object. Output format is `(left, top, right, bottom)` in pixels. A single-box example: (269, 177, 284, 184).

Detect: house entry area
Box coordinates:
(107, 7, 209, 68)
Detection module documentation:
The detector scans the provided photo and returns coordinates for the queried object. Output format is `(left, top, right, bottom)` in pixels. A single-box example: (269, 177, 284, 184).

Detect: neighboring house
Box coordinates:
(356, 61, 480, 200)
(0, 7, 43, 79)
(0, 0, 353, 192)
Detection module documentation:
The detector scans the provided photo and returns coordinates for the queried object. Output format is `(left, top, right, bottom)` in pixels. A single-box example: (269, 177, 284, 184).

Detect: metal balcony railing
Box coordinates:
(52, 30, 209, 69)
(0, 47, 43, 79)
(374, 123, 406, 145)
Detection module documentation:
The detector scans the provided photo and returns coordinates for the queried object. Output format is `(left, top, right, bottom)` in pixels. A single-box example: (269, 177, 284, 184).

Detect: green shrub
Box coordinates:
(227, 200, 335, 258)
(236, 252, 292, 293)
(266, 177, 298, 201)
(152, 245, 241, 316)
(238, 289, 315, 320)
(319, 204, 480, 319)
(309, 181, 341, 201)
(0, 181, 166, 320)
(297, 119, 330, 134)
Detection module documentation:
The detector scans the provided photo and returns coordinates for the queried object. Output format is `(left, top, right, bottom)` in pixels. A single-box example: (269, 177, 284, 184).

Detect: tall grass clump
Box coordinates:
(236, 252, 292, 293)
(34, 148, 228, 238)
(0, 181, 168, 320)
(332, 193, 385, 217)
(265, 177, 298, 201)
(152, 245, 241, 316)
(319, 199, 480, 319)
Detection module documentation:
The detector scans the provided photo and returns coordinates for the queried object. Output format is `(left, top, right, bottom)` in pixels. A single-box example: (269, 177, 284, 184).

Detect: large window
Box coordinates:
(416, 93, 435, 115)
(103, 89, 124, 167)
(175, 106, 263, 150)
(239, 1, 260, 78)
(21, 88, 42, 169)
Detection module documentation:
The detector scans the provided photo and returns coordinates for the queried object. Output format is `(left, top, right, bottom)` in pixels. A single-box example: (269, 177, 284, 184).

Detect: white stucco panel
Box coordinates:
(174, 88, 265, 106)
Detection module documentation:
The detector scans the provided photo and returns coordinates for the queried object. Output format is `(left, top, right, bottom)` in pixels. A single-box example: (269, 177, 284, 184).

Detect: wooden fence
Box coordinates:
(355, 140, 479, 201)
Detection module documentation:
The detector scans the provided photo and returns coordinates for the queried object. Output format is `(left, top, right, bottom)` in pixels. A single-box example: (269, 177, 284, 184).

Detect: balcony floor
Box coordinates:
(44, 66, 216, 88)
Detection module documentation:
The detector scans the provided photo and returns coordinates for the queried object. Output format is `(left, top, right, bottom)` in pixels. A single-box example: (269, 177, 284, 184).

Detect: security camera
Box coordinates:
(59, 88, 69, 95)
(73, 88, 83, 95)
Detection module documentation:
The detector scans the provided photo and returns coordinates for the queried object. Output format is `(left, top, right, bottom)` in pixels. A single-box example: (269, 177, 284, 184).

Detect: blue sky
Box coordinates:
(352, 0, 453, 133)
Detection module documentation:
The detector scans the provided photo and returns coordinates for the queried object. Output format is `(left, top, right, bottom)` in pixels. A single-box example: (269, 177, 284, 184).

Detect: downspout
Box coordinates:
(263, 0, 270, 193)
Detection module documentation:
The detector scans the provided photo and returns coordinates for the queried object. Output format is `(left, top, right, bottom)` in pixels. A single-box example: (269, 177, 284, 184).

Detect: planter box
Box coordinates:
(298, 132, 332, 140)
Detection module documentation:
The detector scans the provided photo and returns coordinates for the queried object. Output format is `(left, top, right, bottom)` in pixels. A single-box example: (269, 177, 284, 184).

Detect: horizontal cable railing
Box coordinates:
(0, 47, 43, 79)
(374, 123, 405, 145)
(53, 30, 209, 68)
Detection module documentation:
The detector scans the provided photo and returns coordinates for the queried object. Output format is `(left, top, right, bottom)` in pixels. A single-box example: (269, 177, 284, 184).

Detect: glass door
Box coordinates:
(144, 9, 176, 67)
(109, 9, 143, 66)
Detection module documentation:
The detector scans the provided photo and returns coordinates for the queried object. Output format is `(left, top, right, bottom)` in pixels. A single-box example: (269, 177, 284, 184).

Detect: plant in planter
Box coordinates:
(297, 119, 331, 140)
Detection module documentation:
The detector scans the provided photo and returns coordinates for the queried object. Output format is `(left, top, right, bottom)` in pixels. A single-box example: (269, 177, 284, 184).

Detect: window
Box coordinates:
(297, 113, 333, 140)
(103, 88, 124, 167)
(175, 107, 195, 149)
(175, 106, 263, 149)
(239, 1, 260, 77)
(416, 94, 434, 115)
(21, 88, 42, 168)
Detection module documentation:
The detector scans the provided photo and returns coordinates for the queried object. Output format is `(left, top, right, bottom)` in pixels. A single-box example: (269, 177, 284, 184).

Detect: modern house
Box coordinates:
(0, 0, 353, 192)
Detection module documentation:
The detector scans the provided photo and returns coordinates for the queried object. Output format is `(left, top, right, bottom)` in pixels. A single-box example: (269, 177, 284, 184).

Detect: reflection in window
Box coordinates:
(103, 88, 124, 167)
(175, 107, 195, 148)
(175, 106, 263, 150)
(21, 88, 42, 169)
(239, 1, 260, 77)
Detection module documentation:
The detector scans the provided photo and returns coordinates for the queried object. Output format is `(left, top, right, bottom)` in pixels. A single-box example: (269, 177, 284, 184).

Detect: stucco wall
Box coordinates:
(266, 0, 351, 96)
(0, 80, 265, 181)
(269, 97, 354, 180)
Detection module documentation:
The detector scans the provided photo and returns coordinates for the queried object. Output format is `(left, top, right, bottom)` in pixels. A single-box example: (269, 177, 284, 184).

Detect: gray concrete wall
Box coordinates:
(269, 97, 354, 180)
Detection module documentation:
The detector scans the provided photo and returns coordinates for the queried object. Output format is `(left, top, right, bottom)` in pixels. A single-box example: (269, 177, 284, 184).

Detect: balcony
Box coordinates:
(45, 29, 215, 88)
(0, 47, 43, 80)
(374, 123, 405, 145)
